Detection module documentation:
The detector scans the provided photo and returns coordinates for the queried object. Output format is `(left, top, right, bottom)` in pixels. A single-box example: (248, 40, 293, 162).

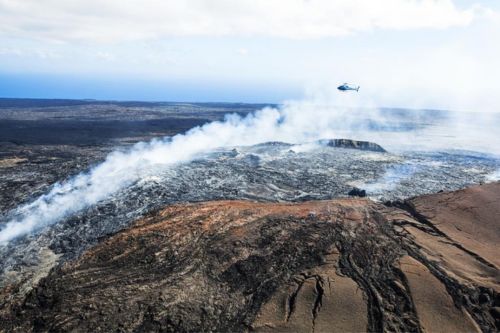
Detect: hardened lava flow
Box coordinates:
(0, 182, 499, 333)
(0, 101, 499, 332)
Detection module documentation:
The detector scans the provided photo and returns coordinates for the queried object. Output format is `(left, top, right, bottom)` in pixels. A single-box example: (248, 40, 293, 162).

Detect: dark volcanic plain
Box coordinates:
(0, 99, 267, 212)
(0, 98, 499, 333)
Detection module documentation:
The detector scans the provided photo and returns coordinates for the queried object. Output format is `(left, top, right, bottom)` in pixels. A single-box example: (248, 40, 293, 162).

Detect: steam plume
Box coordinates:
(0, 94, 498, 243)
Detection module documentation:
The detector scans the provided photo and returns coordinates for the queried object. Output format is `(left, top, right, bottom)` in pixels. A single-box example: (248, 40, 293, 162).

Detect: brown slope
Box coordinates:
(408, 182, 500, 268)
(399, 256, 480, 333)
(1, 184, 499, 333)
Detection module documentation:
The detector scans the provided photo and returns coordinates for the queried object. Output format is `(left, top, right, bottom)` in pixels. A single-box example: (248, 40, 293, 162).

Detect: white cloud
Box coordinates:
(1, 1, 498, 112)
(0, 46, 60, 59)
(237, 48, 249, 56)
(0, 47, 24, 56)
(0, 0, 479, 42)
(95, 51, 115, 61)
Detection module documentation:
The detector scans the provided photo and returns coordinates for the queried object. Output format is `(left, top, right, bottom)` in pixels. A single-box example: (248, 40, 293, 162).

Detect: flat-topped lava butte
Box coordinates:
(1, 182, 498, 332)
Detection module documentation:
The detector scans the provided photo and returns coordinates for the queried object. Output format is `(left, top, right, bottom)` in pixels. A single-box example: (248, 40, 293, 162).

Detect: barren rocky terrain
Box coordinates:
(0, 99, 266, 212)
(0, 99, 499, 332)
(1, 183, 498, 332)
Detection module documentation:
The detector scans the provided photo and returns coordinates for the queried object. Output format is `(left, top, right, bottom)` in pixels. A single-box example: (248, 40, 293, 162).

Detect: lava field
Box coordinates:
(0, 100, 499, 332)
(1, 139, 499, 289)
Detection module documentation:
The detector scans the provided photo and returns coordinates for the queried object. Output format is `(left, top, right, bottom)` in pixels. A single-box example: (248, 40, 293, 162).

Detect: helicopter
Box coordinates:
(337, 83, 360, 92)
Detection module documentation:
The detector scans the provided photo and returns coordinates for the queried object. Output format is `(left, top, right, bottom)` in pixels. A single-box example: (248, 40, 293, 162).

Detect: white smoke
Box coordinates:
(362, 163, 419, 195)
(0, 97, 349, 243)
(0, 92, 499, 243)
(487, 169, 500, 182)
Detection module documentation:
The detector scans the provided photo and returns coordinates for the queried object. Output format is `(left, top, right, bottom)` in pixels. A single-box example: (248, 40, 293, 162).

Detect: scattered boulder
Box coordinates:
(348, 187, 367, 197)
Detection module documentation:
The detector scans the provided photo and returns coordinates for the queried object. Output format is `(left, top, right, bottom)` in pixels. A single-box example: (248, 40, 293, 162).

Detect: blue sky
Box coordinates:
(1, 0, 499, 110)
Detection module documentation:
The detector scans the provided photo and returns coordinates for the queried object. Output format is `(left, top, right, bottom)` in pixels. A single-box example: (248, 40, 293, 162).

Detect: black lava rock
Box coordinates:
(348, 188, 367, 197)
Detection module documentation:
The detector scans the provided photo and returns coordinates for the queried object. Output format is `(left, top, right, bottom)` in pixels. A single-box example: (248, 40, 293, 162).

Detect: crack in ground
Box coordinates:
(311, 275, 324, 332)
(286, 278, 305, 322)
